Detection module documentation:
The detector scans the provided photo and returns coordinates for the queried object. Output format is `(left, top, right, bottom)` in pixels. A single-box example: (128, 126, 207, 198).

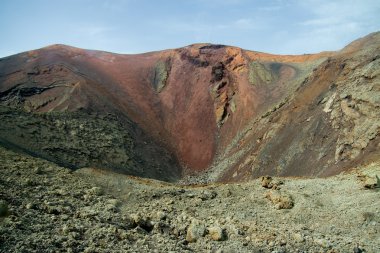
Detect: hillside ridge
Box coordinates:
(0, 32, 379, 182)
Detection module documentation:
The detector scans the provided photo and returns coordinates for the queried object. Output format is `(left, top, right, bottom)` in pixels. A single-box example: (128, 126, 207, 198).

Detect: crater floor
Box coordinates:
(1, 147, 379, 252)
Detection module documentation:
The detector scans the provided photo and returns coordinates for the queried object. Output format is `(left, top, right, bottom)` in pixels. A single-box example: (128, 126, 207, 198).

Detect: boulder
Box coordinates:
(186, 219, 206, 242)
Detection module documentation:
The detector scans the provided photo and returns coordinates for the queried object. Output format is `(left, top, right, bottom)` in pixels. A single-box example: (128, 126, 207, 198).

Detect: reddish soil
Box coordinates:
(0, 32, 379, 181)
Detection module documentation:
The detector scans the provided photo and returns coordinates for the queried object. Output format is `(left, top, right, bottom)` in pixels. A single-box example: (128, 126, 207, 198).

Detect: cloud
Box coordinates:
(234, 18, 255, 29)
(233, 17, 270, 31)
(301, 17, 345, 26)
(86, 26, 114, 37)
(282, 0, 380, 54)
(257, 5, 281, 11)
(161, 16, 264, 35)
(73, 25, 116, 37)
(300, 0, 380, 29)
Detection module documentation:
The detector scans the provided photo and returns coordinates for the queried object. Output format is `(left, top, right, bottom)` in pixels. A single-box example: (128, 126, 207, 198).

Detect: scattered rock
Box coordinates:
(314, 238, 330, 248)
(265, 190, 294, 209)
(34, 167, 43, 174)
(358, 174, 380, 189)
(261, 176, 273, 188)
(366, 175, 380, 189)
(353, 245, 363, 253)
(1, 146, 380, 252)
(155, 211, 167, 221)
(0, 200, 9, 217)
(86, 186, 103, 196)
(25, 203, 36, 210)
(200, 190, 217, 200)
(186, 219, 206, 242)
(260, 176, 282, 189)
(208, 226, 226, 241)
(130, 213, 154, 232)
(293, 233, 305, 243)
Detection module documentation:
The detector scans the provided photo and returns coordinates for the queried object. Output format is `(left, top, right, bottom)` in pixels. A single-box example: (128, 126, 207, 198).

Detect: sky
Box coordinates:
(0, 0, 379, 57)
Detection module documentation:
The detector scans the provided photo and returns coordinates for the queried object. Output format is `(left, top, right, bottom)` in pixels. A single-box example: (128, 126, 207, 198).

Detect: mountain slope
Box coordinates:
(0, 32, 379, 182)
(216, 32, 380, 182)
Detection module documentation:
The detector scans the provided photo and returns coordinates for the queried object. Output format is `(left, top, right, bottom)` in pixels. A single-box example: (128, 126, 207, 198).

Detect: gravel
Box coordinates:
(1, 146, 379, 252)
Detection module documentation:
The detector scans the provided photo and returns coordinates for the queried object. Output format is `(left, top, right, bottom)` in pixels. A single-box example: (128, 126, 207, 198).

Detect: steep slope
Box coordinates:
(216, 32, 380, 182)
(0, 32, 379, 181)
(0, 46, 182, 181)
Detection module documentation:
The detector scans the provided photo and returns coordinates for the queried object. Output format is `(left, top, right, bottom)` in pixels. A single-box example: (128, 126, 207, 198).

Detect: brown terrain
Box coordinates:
(0, 32, 379, 182)
(0, 32, 379, 252)
(1, 32, 379, 183)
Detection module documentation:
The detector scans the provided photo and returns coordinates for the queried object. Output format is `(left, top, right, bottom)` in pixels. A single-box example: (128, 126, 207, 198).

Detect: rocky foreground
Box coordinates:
(0, 147, 379, 252)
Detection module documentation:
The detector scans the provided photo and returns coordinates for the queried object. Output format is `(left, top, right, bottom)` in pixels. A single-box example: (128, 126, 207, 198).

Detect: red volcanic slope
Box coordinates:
(0, 32, 379, 181)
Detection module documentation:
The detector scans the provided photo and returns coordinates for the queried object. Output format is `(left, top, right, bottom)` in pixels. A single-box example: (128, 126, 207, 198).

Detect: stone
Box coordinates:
(293, 233, 305, 243)
(261, 176, 273, 188)
(155, 211, 167, 221)
(260, 176, 282, 189)
(25, 203, 35, 209)
(314, 238, 330, 248)
(0, 200, 9, 217)
(62, 224, 70, 235)
(265, 190, 294, 209)
(353, 246, 363, 253)
(208, 226, 226, 241)
(34, 167, 43, 174)
(166, 199, 174, 205)
(130, 213, 154, 232)
(186, 219, 206, 243)
(367, 174, 380, 189)
(86, 187, 103, 196)
(200, 190, 217, 201)
(323, 92, 336, 113)
(360, 174, 380, 189)
(340, 100, 360, 118)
